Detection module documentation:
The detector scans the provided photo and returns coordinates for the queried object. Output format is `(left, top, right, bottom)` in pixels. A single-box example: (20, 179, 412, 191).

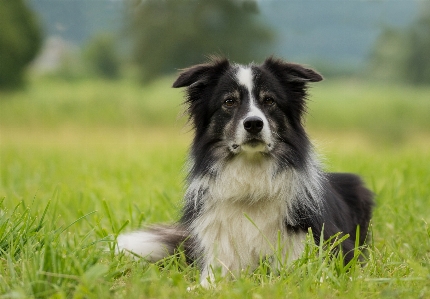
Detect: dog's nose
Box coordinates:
(243, 116, 264, 134)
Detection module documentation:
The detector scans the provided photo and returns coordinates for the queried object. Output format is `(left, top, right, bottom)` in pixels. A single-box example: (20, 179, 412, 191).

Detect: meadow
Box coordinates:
(0, 76, 430, 298)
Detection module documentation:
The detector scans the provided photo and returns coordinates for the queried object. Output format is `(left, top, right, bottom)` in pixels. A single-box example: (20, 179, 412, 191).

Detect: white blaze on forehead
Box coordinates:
(234, 65, 273, 150)
(236, 66, 263, 117)
(236, 66, 258, 112)
(236, 66, 254, 94)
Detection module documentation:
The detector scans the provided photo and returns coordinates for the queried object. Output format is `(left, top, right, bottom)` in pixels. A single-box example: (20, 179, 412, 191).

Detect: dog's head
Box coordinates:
(173, 57, 322, 171)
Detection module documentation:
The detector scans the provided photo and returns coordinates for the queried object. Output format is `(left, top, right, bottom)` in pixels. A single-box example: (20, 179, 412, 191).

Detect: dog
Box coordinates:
(117, 57, 374, 288)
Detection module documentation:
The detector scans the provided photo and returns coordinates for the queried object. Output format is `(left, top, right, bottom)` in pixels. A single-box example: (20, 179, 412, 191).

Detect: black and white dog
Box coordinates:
(117, 57, 374, 287)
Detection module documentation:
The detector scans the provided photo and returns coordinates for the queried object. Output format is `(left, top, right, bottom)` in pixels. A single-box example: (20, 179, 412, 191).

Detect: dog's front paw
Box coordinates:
(186, 280, 216, 292)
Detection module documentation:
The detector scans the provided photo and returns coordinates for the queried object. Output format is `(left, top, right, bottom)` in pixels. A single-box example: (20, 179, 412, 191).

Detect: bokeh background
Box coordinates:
(1, 0, 430, 200)
(3, 0, 430, 84)
(1, 0, 430, 213)
(1, 0, 429, 136)
(1, 1, 430, 297)
(0, 0, 430, 86)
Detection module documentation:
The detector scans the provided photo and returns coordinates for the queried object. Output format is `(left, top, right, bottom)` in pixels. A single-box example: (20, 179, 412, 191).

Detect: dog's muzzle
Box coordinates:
(229, 115, 273, 154)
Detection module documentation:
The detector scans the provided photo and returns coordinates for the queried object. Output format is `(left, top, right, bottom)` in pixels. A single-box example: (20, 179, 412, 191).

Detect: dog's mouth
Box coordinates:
(230, 138, 272, 154)
(244, 138, 265, 147)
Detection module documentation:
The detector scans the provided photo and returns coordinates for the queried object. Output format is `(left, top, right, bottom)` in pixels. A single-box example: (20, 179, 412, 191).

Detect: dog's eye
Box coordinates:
(223, 98, 237, 108)
(263, 97, 275, 106)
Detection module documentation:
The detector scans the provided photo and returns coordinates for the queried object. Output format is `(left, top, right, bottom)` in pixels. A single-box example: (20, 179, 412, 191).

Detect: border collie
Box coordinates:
(117, 57, 374, 287)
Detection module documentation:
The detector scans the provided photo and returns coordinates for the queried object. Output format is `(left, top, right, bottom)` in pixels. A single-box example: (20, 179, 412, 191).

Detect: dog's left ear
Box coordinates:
(262, 57, 323, 83)
(173, 57, 230, 88)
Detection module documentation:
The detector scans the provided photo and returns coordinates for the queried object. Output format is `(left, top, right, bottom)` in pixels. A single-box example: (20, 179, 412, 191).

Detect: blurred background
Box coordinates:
(1, 0, 430, 146)
(2, 2, 430, 297)
(3, 0, 430, 83)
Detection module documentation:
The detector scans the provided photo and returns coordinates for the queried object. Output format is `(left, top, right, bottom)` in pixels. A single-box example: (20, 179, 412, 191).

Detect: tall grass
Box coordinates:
(0, 77, 429, 298)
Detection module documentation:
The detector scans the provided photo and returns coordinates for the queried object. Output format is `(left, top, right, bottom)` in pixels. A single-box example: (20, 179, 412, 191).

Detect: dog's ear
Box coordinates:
(262, 56, 323, 83)
(172, 57, 230, 88)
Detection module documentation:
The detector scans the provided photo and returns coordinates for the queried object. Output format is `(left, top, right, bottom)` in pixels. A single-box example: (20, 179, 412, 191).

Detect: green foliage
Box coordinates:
(0, 0, 42, 89)
(369, 28, 408, 82)
(0, 200, 125, 297)
(84, 34, 121, 80)
(370, 2, 430, 85)
(128, 0, 274, 82)
(403, 8, 430, 84)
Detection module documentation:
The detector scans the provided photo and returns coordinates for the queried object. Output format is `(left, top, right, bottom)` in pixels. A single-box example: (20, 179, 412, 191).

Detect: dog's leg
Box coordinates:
(269, 230, 307, 272)
(197, 255, 234, 289)
(200, 265, 217, 289)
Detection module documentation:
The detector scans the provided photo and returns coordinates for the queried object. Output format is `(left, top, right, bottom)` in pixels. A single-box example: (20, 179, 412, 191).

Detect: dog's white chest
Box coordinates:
(193, 200, 306, 275)
(189, 156, 306, 275)
(207, 155, 292, 203)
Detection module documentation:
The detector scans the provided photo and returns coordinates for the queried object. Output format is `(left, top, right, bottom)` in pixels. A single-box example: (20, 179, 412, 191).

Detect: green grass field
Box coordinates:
(1, 77, 430, 298)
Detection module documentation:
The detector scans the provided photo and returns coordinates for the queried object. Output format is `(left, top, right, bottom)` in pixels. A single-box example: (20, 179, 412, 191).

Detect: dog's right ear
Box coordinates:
(172, 57, 230, 88)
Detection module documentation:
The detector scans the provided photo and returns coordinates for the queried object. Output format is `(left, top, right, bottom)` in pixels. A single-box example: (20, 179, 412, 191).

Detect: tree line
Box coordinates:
(1, 0, 430, 90)
(370, 2, 430, 85)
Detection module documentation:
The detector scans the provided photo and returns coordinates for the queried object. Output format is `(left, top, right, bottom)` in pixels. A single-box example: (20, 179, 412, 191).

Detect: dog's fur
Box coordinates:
(117, 57, 374, 287)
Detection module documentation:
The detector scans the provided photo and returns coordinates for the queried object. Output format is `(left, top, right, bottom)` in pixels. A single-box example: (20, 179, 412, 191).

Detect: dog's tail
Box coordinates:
(117, 225, 188, 262)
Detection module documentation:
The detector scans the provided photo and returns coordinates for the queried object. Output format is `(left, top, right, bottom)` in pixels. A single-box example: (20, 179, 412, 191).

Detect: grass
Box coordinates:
(1, 76, 430, 298)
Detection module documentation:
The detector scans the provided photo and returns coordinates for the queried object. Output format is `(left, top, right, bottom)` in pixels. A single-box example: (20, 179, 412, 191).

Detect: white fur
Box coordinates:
(236, 66, 253, 93)
(117, 231, 170, 262)
(234, 66, 273, 153)
(209, 155, 288, 204)
(187, 152, 323, 286)
(193, 200, 306, 274)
